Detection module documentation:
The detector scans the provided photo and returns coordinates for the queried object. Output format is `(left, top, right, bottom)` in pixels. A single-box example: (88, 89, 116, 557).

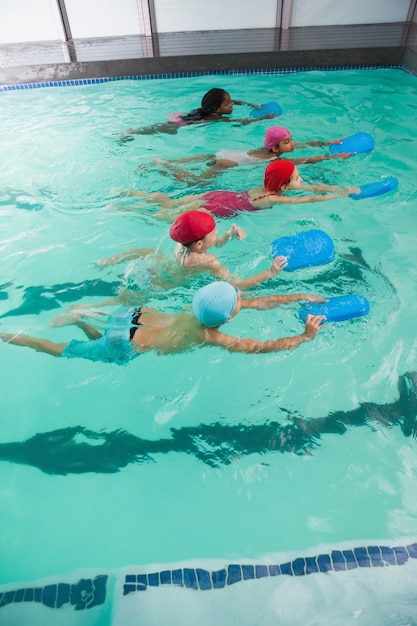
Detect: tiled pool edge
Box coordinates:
(0, 62, 415, 91)
(1, 540, 417, 612)
(0, 574, 108, 611)
(121, 541, 417, 595)
(1, 40, 416, 87)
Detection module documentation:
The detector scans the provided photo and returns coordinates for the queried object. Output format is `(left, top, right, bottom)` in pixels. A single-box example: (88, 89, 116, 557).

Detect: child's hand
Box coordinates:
(229, 224, 246, 240)
(347, 186, 361, 195)
(270, 256, 288, 275)
(329, 137, 346, 144)
(304, 314, 326, 339)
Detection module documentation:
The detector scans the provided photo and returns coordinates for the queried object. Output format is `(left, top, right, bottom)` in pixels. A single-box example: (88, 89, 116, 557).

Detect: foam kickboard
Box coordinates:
(249, 102, 282, 118)
(299, 294, 370, 322)
(329, 132, 374, 155)
(349, 177, 398, 200)
(272, 229, 335, 272)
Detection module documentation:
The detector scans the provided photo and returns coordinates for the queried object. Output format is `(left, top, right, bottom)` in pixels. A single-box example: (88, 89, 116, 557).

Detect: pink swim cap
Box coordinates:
(264, 126, 291, 150)
(264, 159, 295, 191)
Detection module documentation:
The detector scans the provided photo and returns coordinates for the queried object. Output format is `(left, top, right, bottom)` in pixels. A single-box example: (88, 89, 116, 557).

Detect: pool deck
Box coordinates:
(0, 22, 417, 85)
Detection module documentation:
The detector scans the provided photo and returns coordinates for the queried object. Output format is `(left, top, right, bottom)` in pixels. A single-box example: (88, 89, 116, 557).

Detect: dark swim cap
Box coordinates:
(201, 89, 227, 114)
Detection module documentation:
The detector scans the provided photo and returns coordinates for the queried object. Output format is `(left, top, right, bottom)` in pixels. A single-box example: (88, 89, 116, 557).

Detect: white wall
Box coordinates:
(153, 0, 278, 33)
(292, 0, 411, 27)
(0, 0, 64, 44)
(65, 0, 144, 38)
(0, 0, 413, 44)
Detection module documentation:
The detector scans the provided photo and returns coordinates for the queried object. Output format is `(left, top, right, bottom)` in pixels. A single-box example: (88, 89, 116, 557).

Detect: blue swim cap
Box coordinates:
(192, 282, 237, 328)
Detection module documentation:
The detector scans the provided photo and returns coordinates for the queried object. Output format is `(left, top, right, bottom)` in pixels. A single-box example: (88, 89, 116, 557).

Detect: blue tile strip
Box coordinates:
(121, 542, 417, 595)
(1, 541, 417, 610)
(212, 569, 226, 588)
(0, 63, 415, 92)
(0, 575, 107, 610)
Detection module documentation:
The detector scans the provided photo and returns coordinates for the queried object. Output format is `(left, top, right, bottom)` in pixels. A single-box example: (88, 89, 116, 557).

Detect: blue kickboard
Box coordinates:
(349, 177, 398, 200)
(250, 101, 282, 118)
(299, 295, 370, 323)
(329, 132, 374, 155)
(271, 229, 335, 272)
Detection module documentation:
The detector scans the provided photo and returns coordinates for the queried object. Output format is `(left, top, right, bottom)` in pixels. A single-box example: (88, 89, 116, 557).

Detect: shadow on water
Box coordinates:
(0, 279, 120, 318)
(1, 372, 416, 476)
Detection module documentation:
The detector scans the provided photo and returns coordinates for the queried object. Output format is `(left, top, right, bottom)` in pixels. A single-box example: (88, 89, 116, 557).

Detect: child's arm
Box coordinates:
(231, 256, 288, 290)
(231, 99, 259, 108)
(285, 192, 355, 204)
(236, 112, 277, 125)
(255, 191, 354, 205)
(293, 137, 345, 148)
(214, 224, 246, 246)
(95, 248, 155, 269)
(298, 183, 359, 194)
(205, 256, 288, 290)
(288, 153, 353, 164)
(241, 292, 327, 310)
(205, 314, 325, 353)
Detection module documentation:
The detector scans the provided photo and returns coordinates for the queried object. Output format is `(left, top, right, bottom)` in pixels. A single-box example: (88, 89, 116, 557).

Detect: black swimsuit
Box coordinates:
(129, 307, 143, 341)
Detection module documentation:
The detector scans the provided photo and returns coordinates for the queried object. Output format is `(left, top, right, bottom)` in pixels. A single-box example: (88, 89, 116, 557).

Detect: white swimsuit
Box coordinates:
(215, 150, 261, 165)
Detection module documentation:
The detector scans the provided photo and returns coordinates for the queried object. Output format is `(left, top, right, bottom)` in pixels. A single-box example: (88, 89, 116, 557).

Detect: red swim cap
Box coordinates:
(169, 210, 216, 245)
(264, 159, 295, 191)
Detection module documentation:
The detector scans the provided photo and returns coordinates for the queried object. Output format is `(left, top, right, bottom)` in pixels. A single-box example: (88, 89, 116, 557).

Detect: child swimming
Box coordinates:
(119, 159, 360, 220)
(0, 282, 326, 363)
(93, 210, 288, 308)
(153, 126, 353, 185)
(118, 88, 277, 140)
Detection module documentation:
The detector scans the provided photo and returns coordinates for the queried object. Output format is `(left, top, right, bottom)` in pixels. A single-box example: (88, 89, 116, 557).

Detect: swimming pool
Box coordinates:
(1, 67, 417, 624)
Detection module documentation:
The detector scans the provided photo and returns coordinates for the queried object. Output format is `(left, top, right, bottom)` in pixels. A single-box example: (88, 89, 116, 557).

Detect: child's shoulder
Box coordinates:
(191, 251, 219, 266)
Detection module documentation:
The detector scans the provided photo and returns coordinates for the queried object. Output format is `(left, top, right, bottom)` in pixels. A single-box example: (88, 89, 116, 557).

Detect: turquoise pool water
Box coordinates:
(0, 68, 416, 591)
